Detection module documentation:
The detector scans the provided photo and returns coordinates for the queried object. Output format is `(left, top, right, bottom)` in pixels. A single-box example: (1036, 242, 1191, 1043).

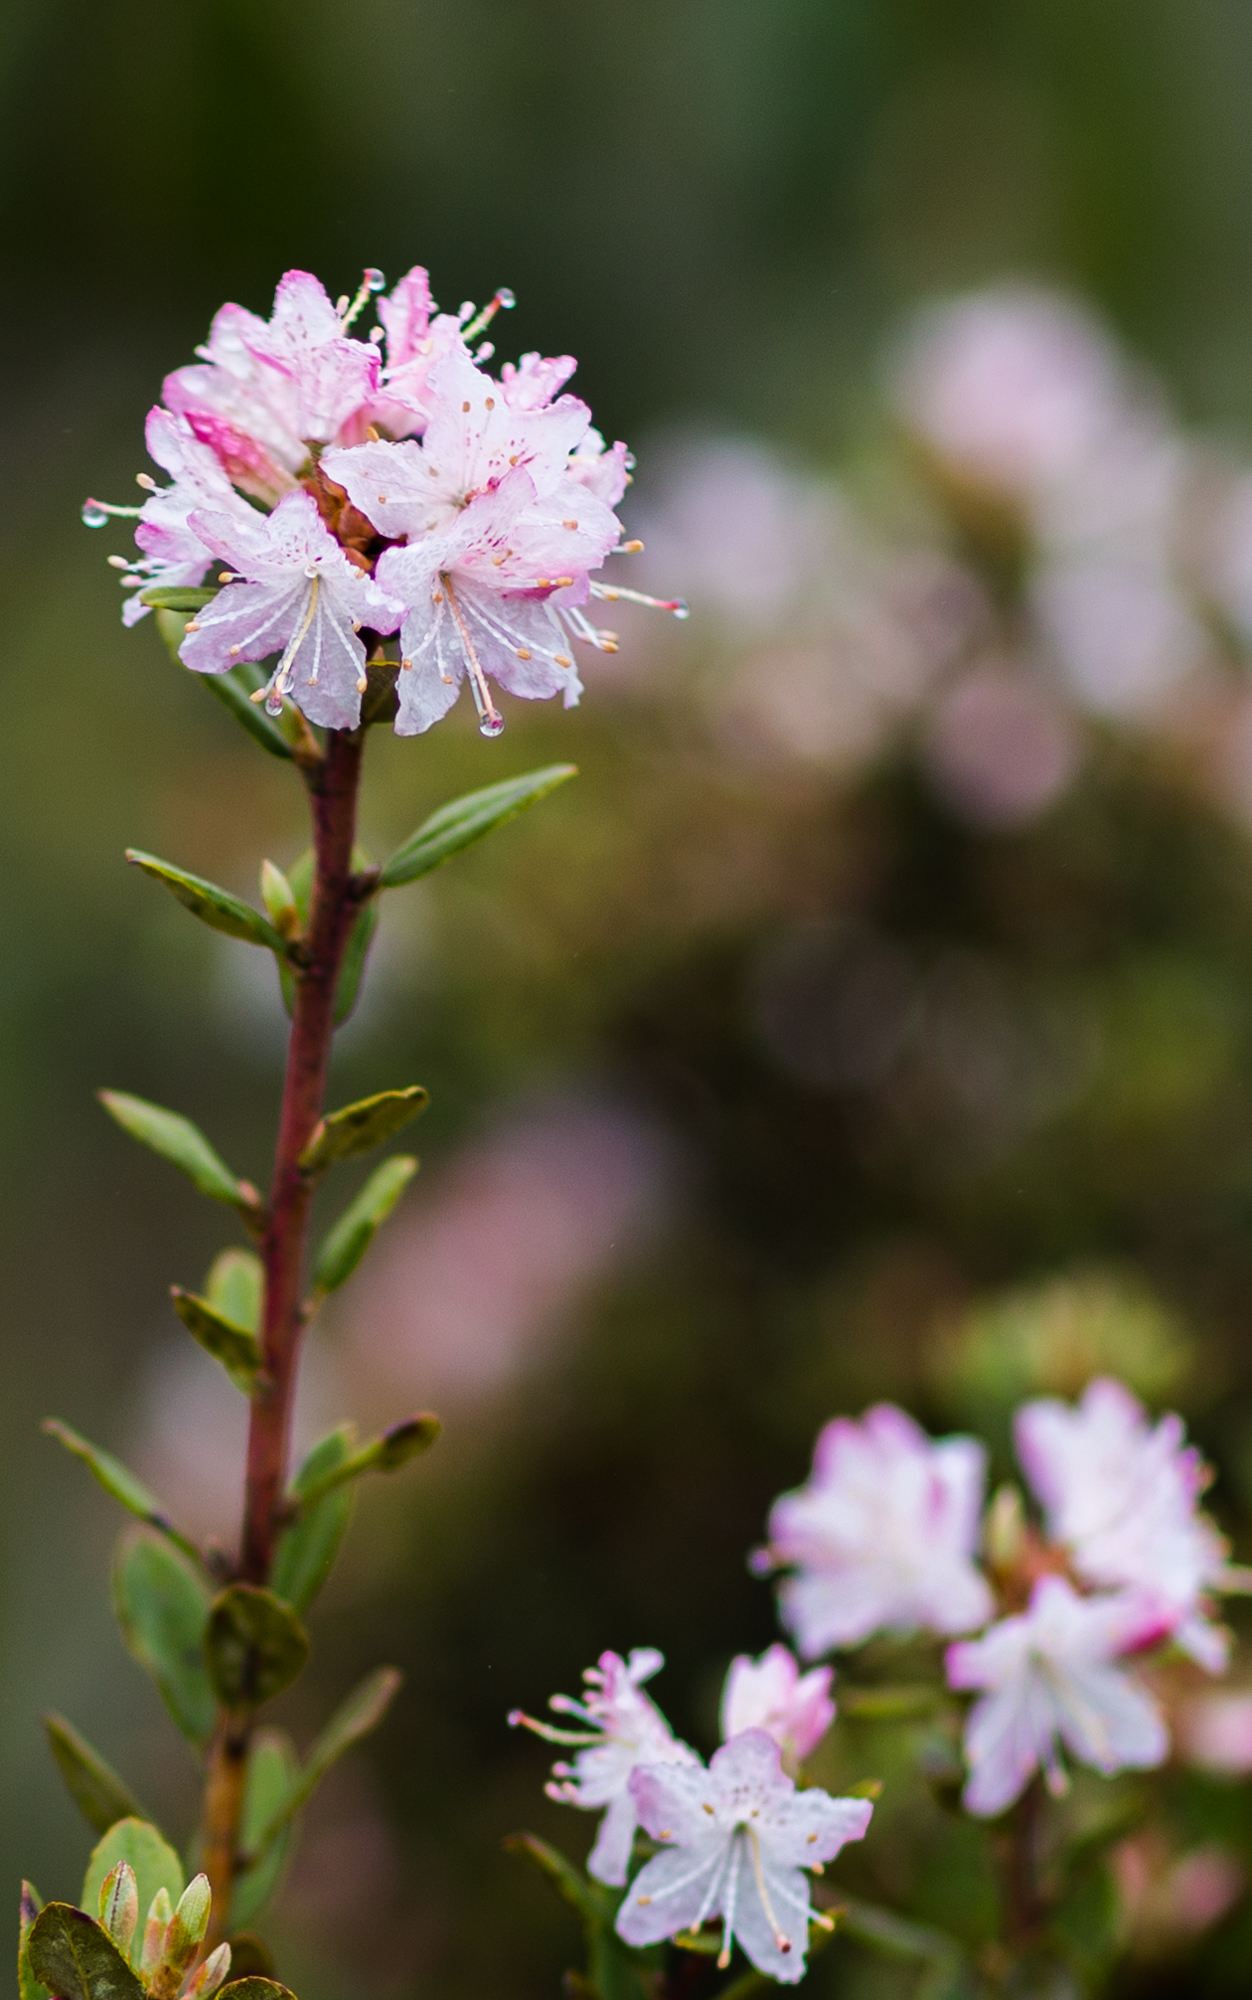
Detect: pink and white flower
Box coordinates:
(164, 270, 379, 492)
(720, 1646, 835, 1765)
(617, 1729, 872, 1983)
(121, 408, 258, 625)
(1015, 1378, 1242, 1672)
(179, 490, 402, 732)
(946, 1576, 1169, 1818)
(509, 1648, 698, 1887)
(324, 352, 624, 734)
(766, 1404, 994, 1654)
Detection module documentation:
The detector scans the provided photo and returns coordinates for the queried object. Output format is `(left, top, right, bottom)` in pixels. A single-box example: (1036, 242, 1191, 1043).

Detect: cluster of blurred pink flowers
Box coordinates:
(763, 1379, 1249, 1817)
(88, 267, 682, 736)
(632, 285, 1252, 833)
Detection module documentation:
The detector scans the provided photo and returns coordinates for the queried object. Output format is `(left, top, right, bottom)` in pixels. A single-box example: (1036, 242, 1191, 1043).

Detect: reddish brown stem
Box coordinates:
(203, 725, 368, 1943)
(243, 725, 365, 1582)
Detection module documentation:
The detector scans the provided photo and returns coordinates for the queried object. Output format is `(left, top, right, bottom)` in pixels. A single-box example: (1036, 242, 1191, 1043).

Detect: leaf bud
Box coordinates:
(164, 1874, 211, 1969)
(98, 1860, 139, 1957)
(183, 1942, 232, 2000)
(984, 1483, 1027, 1573)
(260, 861, 302, 941)
(140, 1886, 173, 1979)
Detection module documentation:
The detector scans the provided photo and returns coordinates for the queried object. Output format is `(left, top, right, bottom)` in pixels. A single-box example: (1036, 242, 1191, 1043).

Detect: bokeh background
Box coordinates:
(10, 3, 1252, 1997)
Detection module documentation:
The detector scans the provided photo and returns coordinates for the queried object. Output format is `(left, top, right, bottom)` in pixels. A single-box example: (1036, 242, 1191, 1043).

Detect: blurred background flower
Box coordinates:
(14, 5, 1252, 1999)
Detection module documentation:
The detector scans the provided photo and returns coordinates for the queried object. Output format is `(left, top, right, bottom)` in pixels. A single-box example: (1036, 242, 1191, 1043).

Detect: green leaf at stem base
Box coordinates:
(204, 1587, 310, 1710)
(112, 1530, 216, 1746)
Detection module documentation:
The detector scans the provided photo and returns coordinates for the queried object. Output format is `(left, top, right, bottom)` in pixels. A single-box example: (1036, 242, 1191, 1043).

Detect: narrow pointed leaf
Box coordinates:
(43, 1714, 147, 1837)
(112, 1531, 216, 1745)
(205, 1249, 264, 1334)
(232, 1730, 299, 1929)
(503, 1833, 606, 1924)
(202, 669, 295, 759)
(270, 1427, 356, 1614)
(43, 1421, 202, 1568)
(170, 1290, 262, 1395)
(97, 1091, 259, 1214)
(20, 1883, 49, 2000)
(154, 621, 294, 762)
(333, 898, 378, 1025)
(380, 764, 577, 887)
(204, 1586, 310, 1709)
(141, 586, 218, 612)
(126, 851, 287, 952)
(27, 1907, 144, 2000)
(290, 1413, 439, 1513)
(312, 1155, 418, 1297)
(298, 1087, 428, 1175)
(251, 1668, 402, 1854)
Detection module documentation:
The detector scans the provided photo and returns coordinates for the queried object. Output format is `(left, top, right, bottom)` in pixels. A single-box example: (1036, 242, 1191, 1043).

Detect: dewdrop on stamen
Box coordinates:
(82, 498, 144, 527)
(461, 288, 516, 342)
(340, 268, 387, 331)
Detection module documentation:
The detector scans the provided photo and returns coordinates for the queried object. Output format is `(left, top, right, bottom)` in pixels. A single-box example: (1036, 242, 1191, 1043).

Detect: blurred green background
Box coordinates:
(10, 3, 1252, 1999)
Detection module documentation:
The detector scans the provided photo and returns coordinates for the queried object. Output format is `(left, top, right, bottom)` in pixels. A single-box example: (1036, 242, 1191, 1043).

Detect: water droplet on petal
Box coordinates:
(670, 599, 690, 620)
(265, 692, 284, 716)
(623, 451, 637, 471)
(81, 499, 108, 527)
(495, 287, 516, 309)
(364, 267, 386, 292)
(479, 712, 505, 738)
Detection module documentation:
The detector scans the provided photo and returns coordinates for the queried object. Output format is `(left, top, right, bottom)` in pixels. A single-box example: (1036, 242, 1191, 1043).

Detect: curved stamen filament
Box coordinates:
(747, 1825, 792, 1955)
(442, 574, 503, 731)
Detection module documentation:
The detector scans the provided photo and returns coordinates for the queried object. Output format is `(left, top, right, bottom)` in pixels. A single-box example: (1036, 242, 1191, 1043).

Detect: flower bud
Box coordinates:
(98, 1861, 139, 1958)
(984, 1483, 1027, 1573)
(260, 860, 302, 941)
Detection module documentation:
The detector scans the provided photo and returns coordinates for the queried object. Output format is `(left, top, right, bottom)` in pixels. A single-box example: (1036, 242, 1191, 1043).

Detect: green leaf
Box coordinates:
(43, 1421, 202, 1568)
(20, 1883, 49, 2000)
(125, 851, 287, 953)
(43, 1714, 147, 1837)
(380, 765, 577, 888)
(250, 1668, 402, 1855)
(232, 1730, 300, 1930)
(333, 898, 378, 1025)
(112, 1530, 216, 1745)
(81, 1823, 184, 1973)
(312, 1156, 417, 1297)
(27, 1907, 144, 2000)
(837, 1896, 964, 1972)
(204, 1586, 310, 1709)
(216, 1982, 296, 2000)
(170, 1290, 262, 1395)
(141, 587, 218, 612)
(298, 1087, 428, 1175)
(288, 1413, 440, 1514)
(205, 1249, 264, 1334)
(98, 1091, 260, 1215)
(270, 1428, 356, 1614)
(202, 666, 295, 761)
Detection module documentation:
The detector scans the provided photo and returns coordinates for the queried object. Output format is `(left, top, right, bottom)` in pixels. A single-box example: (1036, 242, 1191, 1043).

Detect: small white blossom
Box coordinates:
(766, 1404, 993, 1654)
(947, 1576, 1169, 1818)
(617, 1729, 872, 1984)
(1015, 1378, 1245, 1672)
(720, 1645, 835, 1765)
(509, 1648, 697, 1887)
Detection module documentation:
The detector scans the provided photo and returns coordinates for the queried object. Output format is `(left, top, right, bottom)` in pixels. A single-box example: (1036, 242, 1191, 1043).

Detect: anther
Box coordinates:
(185, 620, 201, 631)
(229, 644, 241, 656)
(106, 555, 131, 569)
(563, 520, 579, 530)
(516, 648, 532, 660)
(554, 655, 572, 668)
(621, 539, 644, 553)
(401, 657, 413, 670)
(636, 1897, 652, 1907)
(136, 473, 157, 491)
(462, 401, 471, 413)
(356, 675, 368, 692)
(367, 425, 382, 441)
(485, 396, 495, 411)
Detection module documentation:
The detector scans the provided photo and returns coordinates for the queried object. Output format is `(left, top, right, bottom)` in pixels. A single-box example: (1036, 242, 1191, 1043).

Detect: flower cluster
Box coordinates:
(763, 1379, 1249, 1817)
(86, 268, 684, 737)
(510, 1644, 862, 1982)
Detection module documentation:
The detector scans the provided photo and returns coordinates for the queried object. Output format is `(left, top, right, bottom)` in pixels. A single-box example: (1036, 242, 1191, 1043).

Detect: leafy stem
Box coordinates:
(202, 726, 371, 1941)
